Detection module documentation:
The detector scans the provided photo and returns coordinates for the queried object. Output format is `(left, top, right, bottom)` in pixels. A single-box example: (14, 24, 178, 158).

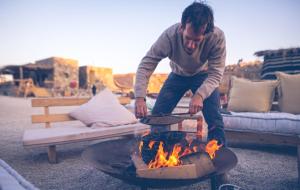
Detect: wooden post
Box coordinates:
(196, 116, 203, 140)
(48, 145, 57, 163)
(178, 121, 183, 131)
(44, 106, 50, 128)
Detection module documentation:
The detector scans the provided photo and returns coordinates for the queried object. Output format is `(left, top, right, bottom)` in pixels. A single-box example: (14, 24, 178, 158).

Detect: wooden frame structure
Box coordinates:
(26, 96, 134, 163)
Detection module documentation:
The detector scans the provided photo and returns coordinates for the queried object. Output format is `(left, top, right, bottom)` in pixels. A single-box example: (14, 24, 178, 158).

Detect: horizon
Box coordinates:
(1, 0, 300, 73)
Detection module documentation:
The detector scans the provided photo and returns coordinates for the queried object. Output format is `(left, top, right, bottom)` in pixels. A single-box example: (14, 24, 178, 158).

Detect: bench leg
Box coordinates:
(297, 145, 300, 187)
(47, 145, 57, 164)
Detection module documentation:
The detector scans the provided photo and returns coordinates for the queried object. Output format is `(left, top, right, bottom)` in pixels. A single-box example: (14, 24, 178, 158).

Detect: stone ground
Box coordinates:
(0, 95, 298, 190)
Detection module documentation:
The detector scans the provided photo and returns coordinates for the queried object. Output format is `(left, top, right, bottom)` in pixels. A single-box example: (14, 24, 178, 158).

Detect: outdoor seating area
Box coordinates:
(221, 71, 300, 185)
(1, 61, 300, 190)
(1, 0, 299, 189)
(1, 49, 300, 190)
(222, 57, 300, 162)
(0, 91, 299, 189)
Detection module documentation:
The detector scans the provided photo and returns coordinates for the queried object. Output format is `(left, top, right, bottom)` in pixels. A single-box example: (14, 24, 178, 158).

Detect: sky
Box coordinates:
(0, 0, 299, 74)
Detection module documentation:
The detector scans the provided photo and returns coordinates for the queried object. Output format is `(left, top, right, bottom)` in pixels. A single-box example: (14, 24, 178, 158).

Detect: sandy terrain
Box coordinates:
(0, 95, 298, 190)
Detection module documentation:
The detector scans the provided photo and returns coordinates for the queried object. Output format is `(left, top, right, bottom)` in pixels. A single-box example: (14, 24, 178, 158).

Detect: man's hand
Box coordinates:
(189, 93, 203, 114)
(135, 97, 147, 118)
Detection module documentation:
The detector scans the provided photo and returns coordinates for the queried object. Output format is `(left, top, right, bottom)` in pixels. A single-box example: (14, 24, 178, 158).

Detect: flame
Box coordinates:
(148, 142, 182, 169)
(148, 141, 155, 149)
(138, 141, 143, 156)
(141, 131, 150, 137)
(205, 139, 222, 159)
(140, 139, 222, 169)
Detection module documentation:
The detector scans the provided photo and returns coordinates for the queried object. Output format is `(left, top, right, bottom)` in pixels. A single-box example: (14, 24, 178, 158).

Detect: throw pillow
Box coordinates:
(69, 88, 137, 127)
(227, 76, 278, 112)
(276, 72, 300, 114)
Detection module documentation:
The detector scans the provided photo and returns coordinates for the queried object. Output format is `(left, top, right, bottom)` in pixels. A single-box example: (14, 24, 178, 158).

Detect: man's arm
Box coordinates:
(195, 31, 226, 101)
(134, 30, 172, 98)
(134, 29, 172, 117)
(189, 30, 226, 114)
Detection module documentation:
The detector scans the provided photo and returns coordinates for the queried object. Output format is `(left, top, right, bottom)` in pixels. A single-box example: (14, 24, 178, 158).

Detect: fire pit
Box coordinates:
(134, 131, 224, 180)
(82, 131, 237, 190)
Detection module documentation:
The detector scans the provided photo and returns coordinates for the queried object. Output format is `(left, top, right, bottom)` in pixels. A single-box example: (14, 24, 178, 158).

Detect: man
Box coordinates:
(134, 2, 228, 187)
(134, 2, 226, 147)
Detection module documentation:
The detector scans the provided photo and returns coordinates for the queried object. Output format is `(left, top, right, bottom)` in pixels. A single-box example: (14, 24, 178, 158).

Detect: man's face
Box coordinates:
(181, 23, 206, 54)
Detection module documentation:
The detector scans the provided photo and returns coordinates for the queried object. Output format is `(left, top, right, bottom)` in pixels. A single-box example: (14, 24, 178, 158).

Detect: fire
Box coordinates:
(138, 141, 143, 156)
(205, 139, 222, 159)
(148, 141, 155, 149)
(141, 131, 150, 137)
(140, 139, 222, 169)
(148, 142, 182, 169)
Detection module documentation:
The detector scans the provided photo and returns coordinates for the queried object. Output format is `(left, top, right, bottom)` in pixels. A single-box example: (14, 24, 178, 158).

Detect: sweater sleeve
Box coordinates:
(196, 31, 226, 100)
(134, 30, 172, 98)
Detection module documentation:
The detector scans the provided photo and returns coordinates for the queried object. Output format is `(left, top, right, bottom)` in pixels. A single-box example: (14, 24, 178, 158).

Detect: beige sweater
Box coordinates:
(134, 23, 226, 100)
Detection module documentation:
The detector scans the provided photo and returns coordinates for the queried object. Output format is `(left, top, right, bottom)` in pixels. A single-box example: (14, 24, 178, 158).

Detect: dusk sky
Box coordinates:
(0, 0, 299, 73)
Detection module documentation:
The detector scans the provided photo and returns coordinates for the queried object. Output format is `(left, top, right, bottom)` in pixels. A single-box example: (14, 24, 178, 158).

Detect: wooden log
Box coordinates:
(137, 163, 198, 179)
(132, 153, 198, 179)
(180, 152, 215, 178)
(131, 153, 148, 170)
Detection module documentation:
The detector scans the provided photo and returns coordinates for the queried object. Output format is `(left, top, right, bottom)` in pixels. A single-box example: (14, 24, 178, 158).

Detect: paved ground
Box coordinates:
(0, 95, 298, 190)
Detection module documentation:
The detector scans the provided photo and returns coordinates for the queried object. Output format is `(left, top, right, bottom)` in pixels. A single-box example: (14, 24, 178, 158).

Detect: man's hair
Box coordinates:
(181, 1, 214, 34)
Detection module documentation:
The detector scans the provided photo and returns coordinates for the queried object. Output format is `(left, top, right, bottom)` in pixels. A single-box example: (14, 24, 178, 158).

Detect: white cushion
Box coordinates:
(69, 88, 138, 127)
(223, 112, 300, 135)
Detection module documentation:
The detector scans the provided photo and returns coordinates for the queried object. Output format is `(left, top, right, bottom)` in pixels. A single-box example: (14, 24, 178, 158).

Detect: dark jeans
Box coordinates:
(151, 72, 226, 146)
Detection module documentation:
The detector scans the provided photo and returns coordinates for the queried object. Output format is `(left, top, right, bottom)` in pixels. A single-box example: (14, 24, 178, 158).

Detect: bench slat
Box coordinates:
(118, 97, 131, 105)
(32, 96, 131, 107)
(32, 114, 75, 123)
(32, 98, 90, 107)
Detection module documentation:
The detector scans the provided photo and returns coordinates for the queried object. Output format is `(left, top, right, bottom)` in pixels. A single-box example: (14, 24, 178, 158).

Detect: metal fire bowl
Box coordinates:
(82, 136, 238, 189)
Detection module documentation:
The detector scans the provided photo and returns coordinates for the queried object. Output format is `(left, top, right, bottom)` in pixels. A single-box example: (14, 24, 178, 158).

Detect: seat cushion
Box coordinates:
(223, 112, 300, 135)
(23, 123, 149, 147)
(227, 76, 278, 112)
(276, 72, 300, 114)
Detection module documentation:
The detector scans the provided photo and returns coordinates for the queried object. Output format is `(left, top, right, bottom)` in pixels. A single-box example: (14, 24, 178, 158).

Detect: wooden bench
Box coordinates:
(23, 97, 149, 163)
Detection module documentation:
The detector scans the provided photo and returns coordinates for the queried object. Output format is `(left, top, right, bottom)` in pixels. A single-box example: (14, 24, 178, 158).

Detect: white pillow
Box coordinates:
(69, 88, 138, 127)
